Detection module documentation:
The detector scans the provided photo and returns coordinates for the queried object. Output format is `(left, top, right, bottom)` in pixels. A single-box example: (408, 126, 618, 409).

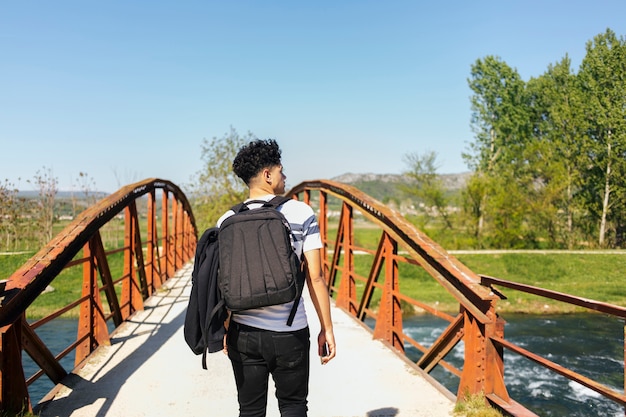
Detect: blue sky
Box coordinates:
(2, 1, 626, 193)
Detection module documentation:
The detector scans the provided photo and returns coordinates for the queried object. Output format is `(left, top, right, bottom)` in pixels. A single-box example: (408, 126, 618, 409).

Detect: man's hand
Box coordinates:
(318, 330, 336, 365)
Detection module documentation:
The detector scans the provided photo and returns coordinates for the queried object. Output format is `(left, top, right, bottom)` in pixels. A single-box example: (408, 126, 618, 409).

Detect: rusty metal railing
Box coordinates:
(3, 178, 624, 416)
(288, 180, 626, 417)
(479, 275, 626, 414)
(0, 179, 197, 414)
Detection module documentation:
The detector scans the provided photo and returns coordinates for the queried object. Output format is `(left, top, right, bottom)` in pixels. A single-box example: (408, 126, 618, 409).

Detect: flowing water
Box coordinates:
(23, 319, 77, 405)
(401, 312, 624, 417)
(24, 314, 624, 416)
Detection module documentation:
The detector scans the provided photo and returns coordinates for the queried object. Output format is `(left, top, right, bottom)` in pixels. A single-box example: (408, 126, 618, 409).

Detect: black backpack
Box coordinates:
(218, 195, 304, 326)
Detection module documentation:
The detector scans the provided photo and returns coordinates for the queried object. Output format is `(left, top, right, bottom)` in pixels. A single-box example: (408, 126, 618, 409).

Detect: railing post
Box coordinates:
(457, 309, 486, 398)
(172, 198, 180, 272)
(91, 231, 123, 327)
(457, 305, 511, 409)
(130, 202, 149, 299)
(372, 232, 403, 351)
(318, 191, 329, 285)
(457, 305, 507, 400)
(334, 203, 357, 314)
(121, 204, 144, 319)
(184, 210, 192, 261)
(179, 199, 184, 271)
(0, 320, 31, 414)
(76, 237, 111, 366)
(147, 190, 160, 291)
(161, 189, 172, 280)
(301, 189, 311, 205)
(485, 312, 509, 402)
(182, 208, 191, 265)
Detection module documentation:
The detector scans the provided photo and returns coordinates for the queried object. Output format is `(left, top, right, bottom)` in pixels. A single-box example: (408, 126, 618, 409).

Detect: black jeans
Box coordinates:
(227, 322, 310, 417)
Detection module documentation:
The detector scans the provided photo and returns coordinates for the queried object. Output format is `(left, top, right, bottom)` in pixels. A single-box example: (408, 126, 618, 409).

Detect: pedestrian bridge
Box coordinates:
(35, 263, 454, 417)
(1, 178, 625, 416)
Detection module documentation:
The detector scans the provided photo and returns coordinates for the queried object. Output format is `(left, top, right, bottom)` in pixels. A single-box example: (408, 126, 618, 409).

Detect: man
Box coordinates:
(218, 139, 336, 417)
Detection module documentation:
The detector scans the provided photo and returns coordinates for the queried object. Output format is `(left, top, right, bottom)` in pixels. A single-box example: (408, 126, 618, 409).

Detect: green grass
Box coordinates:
(0, 252, 36, 280)
(456, 252, 626, 313)
(1, 251, 127, 319)
(322, 224, 626, 313)
(3, 242, 626, 318)
(454, 392, 503, 417)
(327, 247, 626, 314)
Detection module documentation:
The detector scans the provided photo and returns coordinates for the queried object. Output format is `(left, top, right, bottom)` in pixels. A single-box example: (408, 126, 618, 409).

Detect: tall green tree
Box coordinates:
(466, 56, 532, 245)
(460, 173, 488, 246)
(459, 29, 626, 249)
(578, 29, 626, 246)
(466, 56, 530, 173)
(526, 56, 586, 248)
(189, 127, 252, 231)
(402, 150, 453, 229)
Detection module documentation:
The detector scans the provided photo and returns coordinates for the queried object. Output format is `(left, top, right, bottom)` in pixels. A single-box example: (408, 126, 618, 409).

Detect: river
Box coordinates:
(400, 312, 624, 417)
(24, 313, 624, 416)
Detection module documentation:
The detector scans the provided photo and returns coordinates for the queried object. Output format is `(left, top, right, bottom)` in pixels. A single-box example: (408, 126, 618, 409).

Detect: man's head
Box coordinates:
(233, 139, 286, 194)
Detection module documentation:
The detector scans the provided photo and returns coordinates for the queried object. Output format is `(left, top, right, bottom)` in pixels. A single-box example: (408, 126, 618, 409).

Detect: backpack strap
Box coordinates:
(286, 266, 305, 326)
(267, 195, 293, 208)
(232, 195, 292, 212)
(203, 297, 225, 369)
(267, 195, 303, 326)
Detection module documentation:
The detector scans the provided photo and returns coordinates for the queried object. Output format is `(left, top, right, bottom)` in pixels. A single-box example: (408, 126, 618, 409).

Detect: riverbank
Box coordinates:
(3, 251, 625, 319)
(409, 299, 597, 316)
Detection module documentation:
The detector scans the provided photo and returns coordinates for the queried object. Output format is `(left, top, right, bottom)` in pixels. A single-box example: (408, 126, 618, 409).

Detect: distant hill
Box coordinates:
(17, 190, 109, 199)
(330, 172, 471, 203)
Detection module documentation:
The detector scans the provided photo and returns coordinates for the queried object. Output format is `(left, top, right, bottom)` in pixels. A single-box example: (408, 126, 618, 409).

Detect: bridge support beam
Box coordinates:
(76, 236, 111, 366)
(318, 191, 330, 283)
(457, 307, 510, 406)
(333, 203, 357, 315)
(121, 204, 145, 320)
(161, 190, 173, 281)
(0, 320, 31, 414)
(146, 190, 162, 292)
(369, 232, 403, 352)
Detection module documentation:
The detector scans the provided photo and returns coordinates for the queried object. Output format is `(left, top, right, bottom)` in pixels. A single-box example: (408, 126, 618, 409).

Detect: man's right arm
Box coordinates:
(304, 248, 336, 364)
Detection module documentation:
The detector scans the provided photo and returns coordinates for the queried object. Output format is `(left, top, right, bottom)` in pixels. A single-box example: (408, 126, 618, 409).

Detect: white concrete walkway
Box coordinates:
(37, 263, 455, 417)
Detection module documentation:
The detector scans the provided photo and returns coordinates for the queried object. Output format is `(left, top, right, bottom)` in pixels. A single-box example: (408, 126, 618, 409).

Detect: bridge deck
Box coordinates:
(37, 263, 455, 417)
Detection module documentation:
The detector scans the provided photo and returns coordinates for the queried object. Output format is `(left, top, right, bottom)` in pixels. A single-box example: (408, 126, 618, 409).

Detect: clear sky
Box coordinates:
(2, 1, 626, 193)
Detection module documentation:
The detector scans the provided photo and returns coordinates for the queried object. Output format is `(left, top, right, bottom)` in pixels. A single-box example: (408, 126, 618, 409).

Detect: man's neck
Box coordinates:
(248, 187, 274, 199)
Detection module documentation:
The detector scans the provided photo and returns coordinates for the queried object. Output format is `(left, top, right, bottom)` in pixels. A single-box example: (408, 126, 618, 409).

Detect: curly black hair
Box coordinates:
(232, 139, 282, 185)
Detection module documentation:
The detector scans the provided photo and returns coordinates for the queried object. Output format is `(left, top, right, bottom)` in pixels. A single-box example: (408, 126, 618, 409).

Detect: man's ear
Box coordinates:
(262, 168, 272, 184)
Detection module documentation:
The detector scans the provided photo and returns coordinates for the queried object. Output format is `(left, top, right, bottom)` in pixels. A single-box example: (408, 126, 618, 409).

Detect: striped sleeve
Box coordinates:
(280, 200, 322, 255)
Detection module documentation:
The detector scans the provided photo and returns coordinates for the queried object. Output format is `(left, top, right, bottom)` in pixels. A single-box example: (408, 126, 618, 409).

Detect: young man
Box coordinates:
(217, 139, 336, 417)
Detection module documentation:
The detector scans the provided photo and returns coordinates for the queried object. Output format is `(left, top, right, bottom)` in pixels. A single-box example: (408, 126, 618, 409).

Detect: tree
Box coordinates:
(402, 150, 453, 229)
(189, 127, 253, 231)
(28, 167, 59, 245)
(466, 56, 530, 174)
(0, 179, 20, 251)
(577, 29, 626, 246)
(525, 56, 586, 248)
(71, 172, 98, 217)
(458, 29, 626, 249)
(465, 56, 531, 243)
